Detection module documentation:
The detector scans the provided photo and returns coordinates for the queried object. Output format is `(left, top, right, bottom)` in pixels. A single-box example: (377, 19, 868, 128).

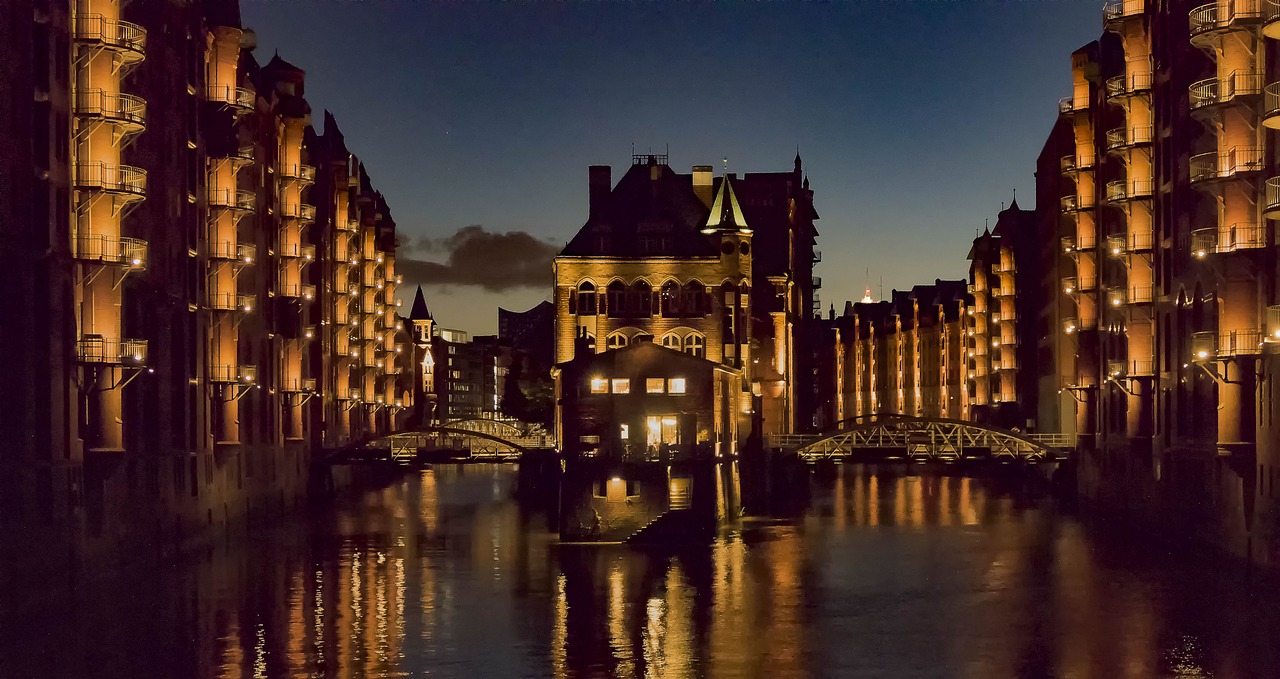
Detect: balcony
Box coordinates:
(1266, 305, 1280, 342)
(1188, 147, 1264, 185)
(1104, 0, 1145, 26)
(74, 90, 146, 134)
(210, 364, 256, 383)
(280, 202, 316, 222)
(75, 162, 146, 199)
(1193, 329, 1264, 359)
(1189, 72, 1264, 113)
(73, 15, 146, 66)
(1106, 126, 1154, 153)
(1266, 0, 1280, 38)
(1106, 235, 1127, 256)
(1190, 0, 1265, 46)
(1061, 194, 1096, 213)
(281, 377, 316, 393)
(279, 163, 316, 185)
(1063, 276, 1097, 295)
(76, 336, 147, 365)
(1059, 94, 1089, 115)
(205, 84, 255, 114)
(1191, 223, 1267, 257)
(812, 276, 823, 289)
(208, 240, 255, 265)
(73, 234, 147, 270)
(208, 186, 255, 211)
(339, 217, 359, 232)
(1264, 82, 1280, 129)
(1105, 71, 1153, 101)
(1128, 229, 1154, 252)
(1108, 359, 1154, 377)
(1266, 177, 1280, 219)
(1060, 153, 1097, 176)
(812, 250, 822, 263)
(301, 245, 316, 262)
(208, 291, 255, 312)
(302, 284, 316, 301)
(1129, 285, 1155, 304)
(1105, 178, 1155, 204)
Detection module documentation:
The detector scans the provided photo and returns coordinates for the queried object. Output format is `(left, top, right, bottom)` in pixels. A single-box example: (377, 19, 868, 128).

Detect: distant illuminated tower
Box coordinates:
(860, 288, 874, 304)
(408, 286, 437, 423)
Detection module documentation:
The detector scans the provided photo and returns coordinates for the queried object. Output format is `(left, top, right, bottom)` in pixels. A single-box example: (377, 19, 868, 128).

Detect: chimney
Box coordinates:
(588, 165, 611, 216)
(692, 165, 713, 208)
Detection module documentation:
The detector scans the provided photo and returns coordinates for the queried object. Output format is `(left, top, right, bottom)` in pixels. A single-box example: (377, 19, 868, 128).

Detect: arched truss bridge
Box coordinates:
(766, 414, 1074, 463)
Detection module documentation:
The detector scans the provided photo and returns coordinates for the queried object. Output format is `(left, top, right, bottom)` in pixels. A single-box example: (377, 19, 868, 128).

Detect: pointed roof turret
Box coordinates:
(409, 286, 432, 321)
(703, 175, 749, 233)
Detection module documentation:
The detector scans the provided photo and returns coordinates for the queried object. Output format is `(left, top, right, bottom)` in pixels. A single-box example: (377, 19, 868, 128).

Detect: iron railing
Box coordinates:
(1188, 71, 1264, 110)
(73, 15, 146, 60)
(206, 84, 255, 111)
(73, 234, 147, 269)
(1189, 146, 1265, 183)
(74, 89, 146, 129)
(208, 186, 255, 210)
(75, 162, 146, 197)
(76, 336, 147, 364)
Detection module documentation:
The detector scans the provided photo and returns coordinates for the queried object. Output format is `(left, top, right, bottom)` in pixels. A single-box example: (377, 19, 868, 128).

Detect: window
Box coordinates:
(589, 377, 608, 394)
(606, 281, 627, 317)
(577, 282, 597, 315)
(683, 333, 705, 358)
(611, 378, 630, 394)
(662, 333, 681, 350)
(607, 332, 629, 350)
(646, 378, 665, 394)
(668, 378, 687, 394)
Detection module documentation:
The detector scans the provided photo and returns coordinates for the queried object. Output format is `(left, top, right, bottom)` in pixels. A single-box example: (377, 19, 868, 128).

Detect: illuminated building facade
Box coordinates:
(822, 281, 969, 424)
(0, 0, 410, 555)
(552, 153, 820, 453)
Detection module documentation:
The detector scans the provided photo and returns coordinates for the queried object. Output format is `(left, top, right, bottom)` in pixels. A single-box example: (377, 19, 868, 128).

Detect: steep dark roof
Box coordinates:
(561, 159, 718, 258)
(409, 286, 432, 321)
(704, 176, 748, 232)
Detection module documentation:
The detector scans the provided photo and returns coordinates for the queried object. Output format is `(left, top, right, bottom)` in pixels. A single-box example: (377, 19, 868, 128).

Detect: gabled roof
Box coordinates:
(409, 286, 432, 321)
(561, 160, 718, 258)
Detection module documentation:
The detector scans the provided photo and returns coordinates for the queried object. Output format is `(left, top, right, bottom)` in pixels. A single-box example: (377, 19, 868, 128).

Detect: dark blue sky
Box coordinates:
(243, 0, 1105, 334)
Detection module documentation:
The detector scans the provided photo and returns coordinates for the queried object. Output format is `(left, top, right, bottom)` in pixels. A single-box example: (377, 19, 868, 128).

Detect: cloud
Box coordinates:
(398, 225, 559, 292)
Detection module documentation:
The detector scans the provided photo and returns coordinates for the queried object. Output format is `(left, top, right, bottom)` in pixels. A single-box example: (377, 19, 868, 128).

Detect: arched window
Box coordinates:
(682, 281, 707, 317)
(661, 281, 680, 317)
(684, 333, 705, 358)
(632, 281, 653, 317)
(577, 282, 597, 315)
(661, 333, 682, 350)
(606, 332, 629, 350)
(606, 281, 626, 317)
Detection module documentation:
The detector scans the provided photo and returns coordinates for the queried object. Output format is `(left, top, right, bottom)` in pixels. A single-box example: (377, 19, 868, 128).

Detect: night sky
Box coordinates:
(242, 0, 1105, 335)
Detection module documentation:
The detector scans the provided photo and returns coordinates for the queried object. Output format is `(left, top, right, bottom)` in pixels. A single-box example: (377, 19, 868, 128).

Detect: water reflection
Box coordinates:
(3, 464, 1280, 678)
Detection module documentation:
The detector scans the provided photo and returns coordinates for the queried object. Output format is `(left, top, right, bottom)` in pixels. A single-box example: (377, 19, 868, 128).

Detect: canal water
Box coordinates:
(3, 464, 1280, 678)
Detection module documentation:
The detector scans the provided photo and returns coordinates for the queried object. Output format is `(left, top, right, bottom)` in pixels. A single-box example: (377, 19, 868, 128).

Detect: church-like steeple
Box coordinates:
(702, 175, 749, 233)
(409, 286, 432, 321)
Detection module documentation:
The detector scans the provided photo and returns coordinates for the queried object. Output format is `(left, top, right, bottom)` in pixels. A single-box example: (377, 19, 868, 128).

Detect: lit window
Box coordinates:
(646, 378, 665, 394)
(683, 334, 705, 358)
(668, 378, 687, 394)
(590, 377, 608, 394)
(662, 333, 681, 350)
(611, 378, 630, 394)
(607, 332, 629, 349)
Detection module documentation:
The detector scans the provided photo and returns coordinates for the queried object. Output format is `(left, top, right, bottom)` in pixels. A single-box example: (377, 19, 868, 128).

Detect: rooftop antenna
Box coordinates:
(879, 276, 884, 301)
(723, 156, 729, 174)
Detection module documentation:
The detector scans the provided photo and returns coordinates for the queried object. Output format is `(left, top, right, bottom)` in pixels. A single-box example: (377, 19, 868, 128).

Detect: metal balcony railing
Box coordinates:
(73, 234, 147, 269)
(1128, 230, 1154, 252)
(1266, 177, 1280, 218)
(228, 145, 255, 164)
(278, 282, 302, 298)
(1059, 94, 1089, 114)
(1219, 329, 1264, 357)
(279, 163, 316, 184)
(281, 377, 316, 393)
(73, 15, 146, 62)
(278, 240, 301, 258)
(237, 243, 256, 264)
(302, 284, 316, 301)
(1264, 82, 1280, 124)
(75, 162, 146, 197)
(280, 202, 316, 221)
(1105, 71, 1153, 99)
(1063, 318, 1079, 334)
(1193, 223, 1266, 255)
(1129, 285, 1155, 304)
(1103, 0, 1145, 24)
(1061, 236, 1076, 253)
(1106, 178, 1155, 203)
(1190, 0, 1265, 42)
(812, 250, 822, 263)
(340, 218, 360, 232)
(205, 84, 255, 112)
(1106, 125, 1154, 152)
(1192, 331, 1217, 361)
(210, 364, 256, 383)
(76, 336, 147, 365)
(1107, 288, 1128, 307)
(208, 186, 255, 211)
(208, 291, 254, 312)
(1189, 147, 1265, 184)
(1189, 71, 1264, 111)
(1106, 235, 1127, 256)
(74, 89, 146, 130)
(301, 245, 316, 262)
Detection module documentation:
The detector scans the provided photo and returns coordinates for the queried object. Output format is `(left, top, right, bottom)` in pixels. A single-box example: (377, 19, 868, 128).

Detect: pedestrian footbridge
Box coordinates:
(326, 418, 555, 465)
(766, 414, 1073, 463)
